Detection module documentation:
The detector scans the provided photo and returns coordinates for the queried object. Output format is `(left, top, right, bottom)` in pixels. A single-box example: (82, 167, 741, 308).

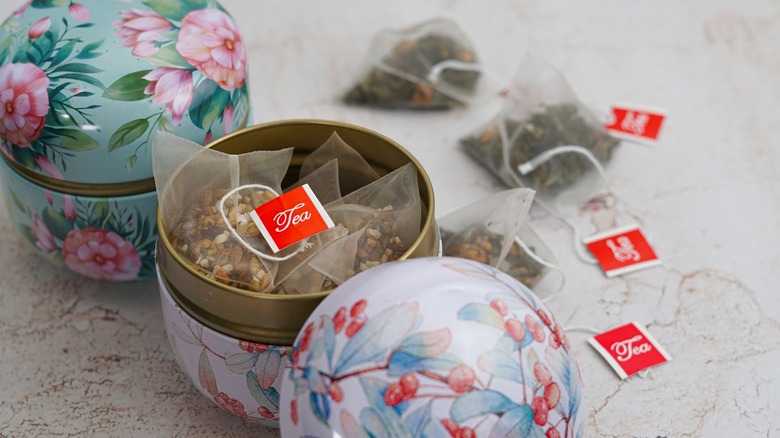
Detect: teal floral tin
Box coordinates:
(0, 0, 252, 281)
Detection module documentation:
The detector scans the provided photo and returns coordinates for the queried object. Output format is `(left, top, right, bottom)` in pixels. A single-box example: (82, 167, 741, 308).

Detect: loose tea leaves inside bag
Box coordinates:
(343, 18, 480, 110)
(309, 163, 421, 284)
(461, 54, 620, 197)
(439, 189, 561, 290)
(153, 131, 293, 293)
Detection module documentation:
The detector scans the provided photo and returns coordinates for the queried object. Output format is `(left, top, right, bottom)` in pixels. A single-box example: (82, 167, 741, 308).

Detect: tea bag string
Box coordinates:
(513, 236, 568, 303)
(534, 198, 599, 264)
(218, 184, 310, 262)
(427, 60, 510, 88)
(516, 144, 610, 184)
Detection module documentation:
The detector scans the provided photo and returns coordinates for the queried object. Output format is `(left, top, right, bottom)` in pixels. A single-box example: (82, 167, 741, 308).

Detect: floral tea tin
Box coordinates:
(157, 119, 441, 425)
(0, 0, 251, 281)
(280, 257, 585, 438)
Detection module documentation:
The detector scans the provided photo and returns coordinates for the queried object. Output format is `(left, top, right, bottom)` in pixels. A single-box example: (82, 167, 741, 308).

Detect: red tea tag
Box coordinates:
(588, 321, 671, 379)
(584, 224, 660, 277)
(249, 184, 334, 253)
(605, 103, 667, 146)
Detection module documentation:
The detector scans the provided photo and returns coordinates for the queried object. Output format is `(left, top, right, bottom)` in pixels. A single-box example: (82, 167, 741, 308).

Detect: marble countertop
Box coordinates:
(2, 0, 779, 436)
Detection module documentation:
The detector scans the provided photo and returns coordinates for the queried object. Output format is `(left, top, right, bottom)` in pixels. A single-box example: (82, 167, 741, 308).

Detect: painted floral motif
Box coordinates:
(0, 63, 50, 147)
(167, 303, 290, 425)
(4, 183, 156, 281)
(0, 3, 107, 175)
(284, 259, 584, 438)
(175, 8, 247, 91)
(109, 0, 251, 166)
(61, 227, 141, 281)
(0, 0, 250, 178)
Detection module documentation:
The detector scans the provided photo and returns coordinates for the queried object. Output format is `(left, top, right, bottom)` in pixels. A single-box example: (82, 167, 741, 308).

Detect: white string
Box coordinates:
(517, 144, 610, 185)
(218, 184, 310, 262)
(513, 236, 567, 303)
(427, 60, 510, 90)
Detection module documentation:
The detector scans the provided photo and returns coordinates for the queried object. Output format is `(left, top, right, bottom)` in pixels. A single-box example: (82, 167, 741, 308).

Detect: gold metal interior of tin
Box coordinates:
(157, 119, 439, 345)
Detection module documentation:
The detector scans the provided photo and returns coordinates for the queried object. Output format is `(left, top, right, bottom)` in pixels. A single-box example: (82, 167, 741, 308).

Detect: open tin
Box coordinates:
(157, 120, 440, 424)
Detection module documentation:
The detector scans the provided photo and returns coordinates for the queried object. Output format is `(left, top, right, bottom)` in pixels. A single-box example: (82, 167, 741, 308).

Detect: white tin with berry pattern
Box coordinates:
(280, 257, 585, 438)
(158, 267, 288, 427)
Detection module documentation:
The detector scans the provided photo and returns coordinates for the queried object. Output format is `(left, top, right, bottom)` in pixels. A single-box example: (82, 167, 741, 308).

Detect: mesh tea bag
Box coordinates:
(153, 132, 294, 293)
(343, 18, 480, 110)
(308, 163, 421, 284)
(288, 159, 342, 205)
(461, 54, 619, 198)
(439, 189, 564, 296)
(299, 132, 380, 195)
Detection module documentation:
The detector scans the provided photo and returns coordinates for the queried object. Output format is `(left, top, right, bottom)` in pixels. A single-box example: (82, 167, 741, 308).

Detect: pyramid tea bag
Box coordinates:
(439, 189, 564, 295)
(153, 132, 293, 293)
(461, 55, 619, 197)
(309, 163, 421, 284)
(300, 132, 380, 195)
(344, 18, 480, 110)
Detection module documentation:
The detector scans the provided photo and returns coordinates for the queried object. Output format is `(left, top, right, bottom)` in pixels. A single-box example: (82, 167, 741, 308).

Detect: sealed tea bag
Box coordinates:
(288, 159, 342, 205)
(461, 54, 619, 198)
(439, 189, 564, 296)
(299, 132, 380, 195)
(153, 132, 294, 293)
(308, 163, 421, 284)
(343, 18, 480, 110)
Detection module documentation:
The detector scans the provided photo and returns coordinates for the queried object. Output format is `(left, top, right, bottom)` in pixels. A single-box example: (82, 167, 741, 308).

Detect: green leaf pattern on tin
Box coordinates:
(2, 181, 158, 281)
(0, 0, 250, 177)
(166, 304, 291, 423)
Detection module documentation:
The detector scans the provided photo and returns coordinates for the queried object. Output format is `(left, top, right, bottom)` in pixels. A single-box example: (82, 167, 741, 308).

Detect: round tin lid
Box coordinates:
(279, 257, 586, 437)
(0, 0, 251, 190)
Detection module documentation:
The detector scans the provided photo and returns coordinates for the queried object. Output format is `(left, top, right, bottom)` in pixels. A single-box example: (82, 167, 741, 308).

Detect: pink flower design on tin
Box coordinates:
(176, 9, 247, 91)
(32, 211, 57, 253)
(68, 3, 90, 22)
(28, 17, 51, 41)
(61, 228, 141, 281)
(143, 68, 194, 125)
(113, 9, 173, 57)
(0, 63, 50, 147)
(34, 154, 63, 179)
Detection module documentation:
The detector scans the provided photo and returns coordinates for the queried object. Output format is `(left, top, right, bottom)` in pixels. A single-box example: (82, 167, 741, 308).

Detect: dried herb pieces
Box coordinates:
(169, 188, 276, 293)
(442, 225, 545, 288)
(461, 103, 620, 193)
(344, 32, 479, 109)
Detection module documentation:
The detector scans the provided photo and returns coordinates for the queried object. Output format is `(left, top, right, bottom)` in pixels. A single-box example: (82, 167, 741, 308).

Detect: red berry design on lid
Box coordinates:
(384, 382, 405, 406)
(329, 382, 344, 403)
(239, 340, 269, 354)
(504, 318, 526, 342)
(290, 400, 298, 425)
(350, 299, 367, 318)
(544, 382, 560, 409)
(455, 427, 476, 438)
(490, 298, 508, 316)
(214, 392, 247, 418)
(441, 418, 459, 435)
(532, 325, 546, 343)
(531, 396, 549, 426)
(525, 314, 539, 331)
(447, 365, 476, 393)
(546, 428, 561, 438)
(534, 362, 552, 386)
(345, 317, 366, 338)
(333, 306, 347, 333)
(399, 372, 419, 400)
(549, 332, 561, 349)
(257, 406, 275, 419)
(537, 309, 552, 326)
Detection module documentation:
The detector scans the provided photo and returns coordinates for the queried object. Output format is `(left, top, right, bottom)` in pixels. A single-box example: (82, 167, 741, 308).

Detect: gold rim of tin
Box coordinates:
(0, 112, 251, 198)
(157, 119, 439, 345)
(1, 153, 155, 197)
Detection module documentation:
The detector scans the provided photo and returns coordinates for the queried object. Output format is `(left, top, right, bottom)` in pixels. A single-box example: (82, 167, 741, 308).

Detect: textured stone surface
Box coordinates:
(2, 0, 779, 436)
